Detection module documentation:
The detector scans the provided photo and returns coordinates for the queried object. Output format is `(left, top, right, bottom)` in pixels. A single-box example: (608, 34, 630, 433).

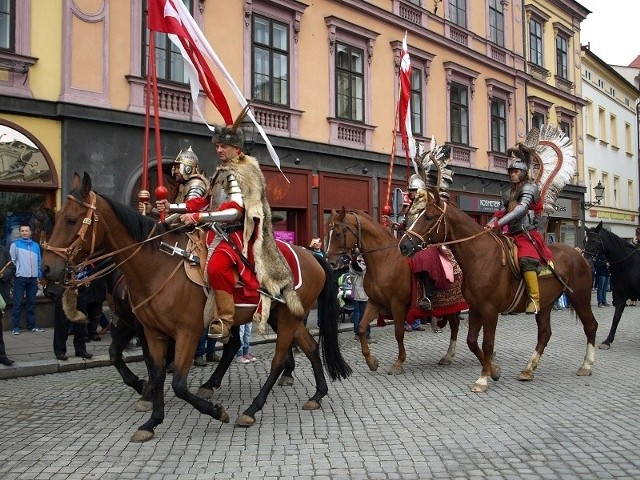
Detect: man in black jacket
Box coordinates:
(0, 244, 16, 366)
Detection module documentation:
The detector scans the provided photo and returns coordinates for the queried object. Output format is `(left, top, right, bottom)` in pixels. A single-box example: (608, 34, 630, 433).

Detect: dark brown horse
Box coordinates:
(41, 173, 350, 442)
(325, 208, 461, 375)
(398, 194, 597, 392)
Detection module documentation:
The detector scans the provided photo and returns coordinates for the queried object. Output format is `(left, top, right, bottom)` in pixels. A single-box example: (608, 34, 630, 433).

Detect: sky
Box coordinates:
(578, 0, 640, 66)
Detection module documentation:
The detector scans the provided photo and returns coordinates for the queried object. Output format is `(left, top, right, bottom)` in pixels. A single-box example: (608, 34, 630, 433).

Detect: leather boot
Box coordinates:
(523, 271, 541, 314)
(208, 290, 235, 342)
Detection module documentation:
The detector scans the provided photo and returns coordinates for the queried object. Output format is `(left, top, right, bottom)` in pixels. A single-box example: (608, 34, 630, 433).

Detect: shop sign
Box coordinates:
(457, 195, 501, 213)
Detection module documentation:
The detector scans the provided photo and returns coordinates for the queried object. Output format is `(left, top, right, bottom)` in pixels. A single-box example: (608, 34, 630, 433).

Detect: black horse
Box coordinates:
(584, 222, 640, 349)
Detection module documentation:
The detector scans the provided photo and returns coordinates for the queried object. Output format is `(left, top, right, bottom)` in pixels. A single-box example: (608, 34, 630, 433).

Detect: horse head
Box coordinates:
(583, 221, 604, 262)
(41, 172, 105, 284)
(325, 207, 361, 270)
(398, 190, 446, 257)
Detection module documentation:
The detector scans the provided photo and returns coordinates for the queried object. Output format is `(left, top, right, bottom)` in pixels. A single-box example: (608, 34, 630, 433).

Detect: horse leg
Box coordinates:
(599, 303, 624, 350)
(387, 304, 408, 375)
(467, 311, 501, 393)
(130, 335, 168, 442)
(237, 317, 301, 427)
(108, 320, 146, 398)
(518, 308, 552, 381)
(357, 302, 381, 372)
(439, 313, 459, 366)
(292, 322, 327, 408)
(197, 328, 242, 399)
(567, 288, 598, 376)
(268, 315, 296, 386)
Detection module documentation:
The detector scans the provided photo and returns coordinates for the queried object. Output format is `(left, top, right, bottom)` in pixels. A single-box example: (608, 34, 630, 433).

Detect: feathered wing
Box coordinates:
(533, 124, 576, 215)
(413, 137, 453, 199)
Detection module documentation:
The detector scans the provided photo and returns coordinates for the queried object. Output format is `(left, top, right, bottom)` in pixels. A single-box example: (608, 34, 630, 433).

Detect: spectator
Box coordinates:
(236, 324, 257, 364)
(350, 254, 374, 343)
(593, 252, 610, 307)
(194, 329, 219, 366)
(10, 224, 45, 335)
(0, 244, 16, 365)
(302, 238, 326, 330)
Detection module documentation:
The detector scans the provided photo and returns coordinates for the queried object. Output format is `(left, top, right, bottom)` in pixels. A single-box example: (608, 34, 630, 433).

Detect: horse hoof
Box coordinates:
(598, 343, 611, 350)
(134, 400, 152, 412)
(438, 357, 453, 366)
(576, 367, 593, 377)
(302, 399, 321, 411)
(196, 386, 214, 399)
(236, 414, 255, 427)
(518, 370, 534, 381)
(471, 383, 488, 393)
(490, 365, 501, 381)
(387, 364, 404, 375)
(130, 429, 154, 442)
(366, 356, 379, 372)
(278, 376, 294, 386)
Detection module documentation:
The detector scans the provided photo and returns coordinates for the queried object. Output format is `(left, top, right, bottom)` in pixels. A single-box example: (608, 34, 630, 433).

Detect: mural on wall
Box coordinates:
(0, 127, 52, 183)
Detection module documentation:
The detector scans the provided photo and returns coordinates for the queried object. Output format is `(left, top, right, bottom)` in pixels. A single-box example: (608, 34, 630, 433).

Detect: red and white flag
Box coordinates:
(148, 0, 282, 170)
(398, 32, 416, 165)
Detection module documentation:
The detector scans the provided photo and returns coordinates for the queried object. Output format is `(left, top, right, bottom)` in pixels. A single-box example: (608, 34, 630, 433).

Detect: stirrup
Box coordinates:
(417, 297, 432, 311)
(257, 287, 286, 304)
(207, 318, 227, 339)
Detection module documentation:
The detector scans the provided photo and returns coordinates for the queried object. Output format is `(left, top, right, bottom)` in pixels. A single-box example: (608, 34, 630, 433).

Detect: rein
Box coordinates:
(328, 212, 398, 259)
(404, 202, 491, 249)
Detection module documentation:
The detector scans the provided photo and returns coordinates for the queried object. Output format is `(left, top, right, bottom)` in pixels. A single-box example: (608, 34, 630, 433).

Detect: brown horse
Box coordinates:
(398, 194, 597, 392)
(41, 173, 351, 442)
(325, 208, 461, 375)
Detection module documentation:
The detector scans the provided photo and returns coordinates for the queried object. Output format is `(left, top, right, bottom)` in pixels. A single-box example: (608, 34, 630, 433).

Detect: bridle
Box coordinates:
(327, 212, 396, 264)
(583, 231, 638, 265)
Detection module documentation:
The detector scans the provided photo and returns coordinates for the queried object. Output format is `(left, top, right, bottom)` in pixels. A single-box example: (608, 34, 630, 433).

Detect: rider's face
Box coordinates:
(215, 143, 241, 162)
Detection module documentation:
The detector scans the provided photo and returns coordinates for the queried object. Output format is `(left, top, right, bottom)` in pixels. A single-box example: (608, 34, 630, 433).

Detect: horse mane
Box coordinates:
(98, 194, 167, 248)
(352, 210, 396, 240)
(600, 228, 635, 256)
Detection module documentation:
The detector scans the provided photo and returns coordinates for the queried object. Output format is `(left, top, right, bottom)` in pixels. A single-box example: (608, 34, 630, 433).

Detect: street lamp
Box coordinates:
(241, 116, 257, 155)
(581, 181, 605, 210)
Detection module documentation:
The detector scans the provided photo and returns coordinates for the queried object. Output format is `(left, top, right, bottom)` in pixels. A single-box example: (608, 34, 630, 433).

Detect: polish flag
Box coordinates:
(398, 32, 416, 163)
(148, 0, 282, 170)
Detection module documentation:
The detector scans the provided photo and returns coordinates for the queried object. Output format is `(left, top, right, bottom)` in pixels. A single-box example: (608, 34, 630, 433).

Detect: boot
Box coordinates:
(523, 271, 541, 314)
(208, 290, 235, 342)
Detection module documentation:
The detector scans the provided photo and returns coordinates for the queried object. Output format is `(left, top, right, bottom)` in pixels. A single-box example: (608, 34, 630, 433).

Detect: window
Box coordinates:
(0, 0, 14, 51)
(489, 0, 504, 47)
(252, 15, 289, 105)
(529, 19, 543, 66)
(610, 114, 617, 148)
(410, 69, 423, 136)
(335, 42, 364, 122)
(448, 0, 466, 28)
(450, 82, 469, 145)
(532, 112, 544, 130)
(555, 35, 568, 79)
(625, 122, 632, 153)
(599, 107, 606, 142)
(143, 0, 193, 83)
(560, 120, 571, 140)
(585, 100, 594, 137)
(490, 98, 506, 153)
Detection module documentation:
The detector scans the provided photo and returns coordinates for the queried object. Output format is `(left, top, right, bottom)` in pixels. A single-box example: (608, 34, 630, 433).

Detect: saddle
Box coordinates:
(184, 229, 208, 287)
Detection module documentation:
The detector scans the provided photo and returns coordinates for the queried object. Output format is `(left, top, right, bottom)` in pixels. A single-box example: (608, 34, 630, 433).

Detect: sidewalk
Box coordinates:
(0, 309, 353, 380)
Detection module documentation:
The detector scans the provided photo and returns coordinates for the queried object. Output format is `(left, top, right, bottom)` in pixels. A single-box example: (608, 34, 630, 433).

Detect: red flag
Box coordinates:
(398, 32, 416, 161)
(148, 0, 233, 125)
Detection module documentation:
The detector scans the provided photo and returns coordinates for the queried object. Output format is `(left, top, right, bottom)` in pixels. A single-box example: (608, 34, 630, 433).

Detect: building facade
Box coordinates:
(0, 0, 598, 249)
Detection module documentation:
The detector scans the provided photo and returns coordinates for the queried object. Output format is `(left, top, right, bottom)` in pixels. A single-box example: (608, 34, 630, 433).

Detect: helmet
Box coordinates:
(212, 125, 244, 149)
(408, 174, 426, 191)
(172, 147, 200, 182)
(507, 157, 529, 182)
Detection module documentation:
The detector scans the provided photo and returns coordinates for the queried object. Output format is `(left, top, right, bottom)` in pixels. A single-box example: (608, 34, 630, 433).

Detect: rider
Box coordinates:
(143, 147, 210, 222)
(485, 143, 552, 314)
(180, 123, 302, 341)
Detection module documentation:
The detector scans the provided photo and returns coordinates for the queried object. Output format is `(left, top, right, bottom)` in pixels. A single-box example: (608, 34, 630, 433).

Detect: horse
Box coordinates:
(584, 221, 640, 349)
(397, 193, 597, 392)
(41, 172, 351, 442)
(29, 202, 55, 244)
(325, 208, 462, 375)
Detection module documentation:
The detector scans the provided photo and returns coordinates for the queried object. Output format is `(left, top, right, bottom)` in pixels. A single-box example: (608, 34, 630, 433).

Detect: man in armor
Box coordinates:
(148, 147, 209, 223)
(485, 144, 552, 314)
(180, 124, 302, 341)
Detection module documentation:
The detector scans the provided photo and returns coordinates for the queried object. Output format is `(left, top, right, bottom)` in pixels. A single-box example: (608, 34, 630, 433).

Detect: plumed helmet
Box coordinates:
(212, 124, 244, 150)
(172, 147, 200, 181)
(507, 157, 529, 180)
(408, 174, 426, 191)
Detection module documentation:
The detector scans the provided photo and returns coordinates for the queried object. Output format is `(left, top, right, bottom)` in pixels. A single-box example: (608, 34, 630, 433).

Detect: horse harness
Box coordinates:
(328, 212, 396, 262)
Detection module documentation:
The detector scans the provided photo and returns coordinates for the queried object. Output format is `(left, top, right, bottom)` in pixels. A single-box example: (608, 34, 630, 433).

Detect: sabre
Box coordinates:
(159, 241, 200, 265)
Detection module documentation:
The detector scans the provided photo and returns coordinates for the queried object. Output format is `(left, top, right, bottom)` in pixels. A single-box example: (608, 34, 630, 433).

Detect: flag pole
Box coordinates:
(383, 92, 401, 225)
(148, 34, 167, 222)
(139, 33, 154, 215)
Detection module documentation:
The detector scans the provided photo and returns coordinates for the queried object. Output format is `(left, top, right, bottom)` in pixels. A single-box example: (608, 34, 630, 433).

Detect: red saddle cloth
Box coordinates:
(232, 239, 302, 305)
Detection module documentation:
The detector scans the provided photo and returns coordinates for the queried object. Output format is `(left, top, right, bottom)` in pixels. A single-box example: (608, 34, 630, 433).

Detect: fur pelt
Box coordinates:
(62, 288, 87, 323)
(211, 154, 303, 330)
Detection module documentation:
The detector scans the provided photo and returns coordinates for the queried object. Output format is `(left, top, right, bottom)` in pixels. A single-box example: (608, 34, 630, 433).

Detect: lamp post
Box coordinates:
(241, 116, 257, 155)
(579, 181, 605, 245)
(580, 180, 605, 210)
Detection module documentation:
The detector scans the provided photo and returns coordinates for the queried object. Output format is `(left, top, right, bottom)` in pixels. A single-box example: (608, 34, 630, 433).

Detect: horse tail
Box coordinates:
(315, 255, 352, 381)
